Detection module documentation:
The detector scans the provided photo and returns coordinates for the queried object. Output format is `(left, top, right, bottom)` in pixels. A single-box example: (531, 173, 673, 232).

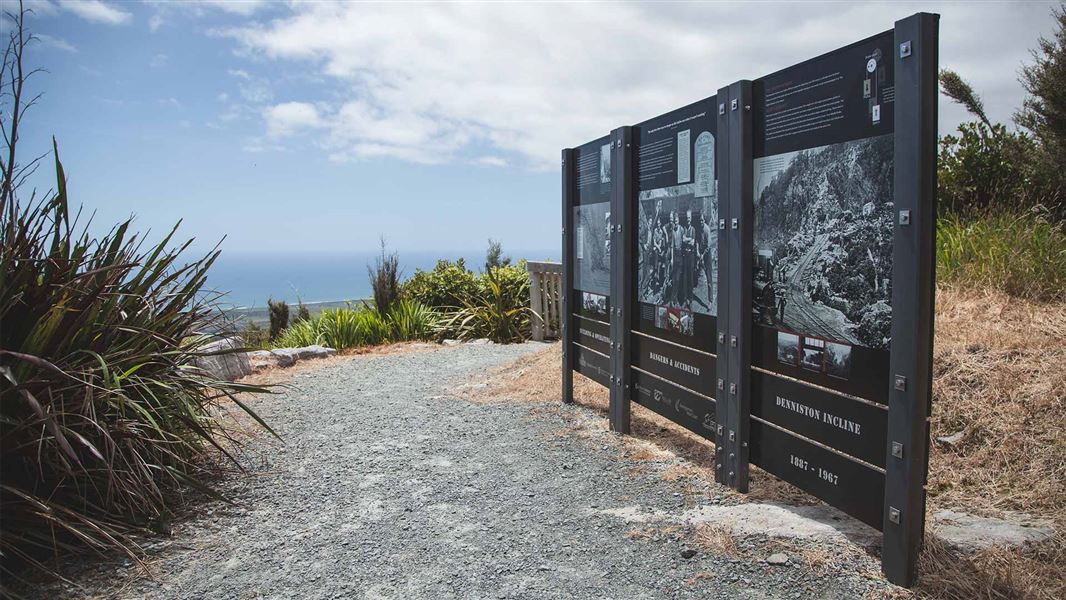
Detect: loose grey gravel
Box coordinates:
(23, 342, 893, 599)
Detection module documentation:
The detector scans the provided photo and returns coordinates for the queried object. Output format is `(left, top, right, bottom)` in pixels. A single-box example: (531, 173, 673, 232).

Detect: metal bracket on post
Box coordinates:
(608, 126, 634, 434)
(882, 12, 938, 588)
(561, 147, 576, 405)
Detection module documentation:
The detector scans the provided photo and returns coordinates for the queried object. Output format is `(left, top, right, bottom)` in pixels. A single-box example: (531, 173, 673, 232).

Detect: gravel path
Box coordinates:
(33, 343, 892, 599)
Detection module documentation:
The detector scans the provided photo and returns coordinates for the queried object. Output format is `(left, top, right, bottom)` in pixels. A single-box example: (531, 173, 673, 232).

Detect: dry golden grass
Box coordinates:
(692, 524, 738, 557)
(462, 287, 1065, 598)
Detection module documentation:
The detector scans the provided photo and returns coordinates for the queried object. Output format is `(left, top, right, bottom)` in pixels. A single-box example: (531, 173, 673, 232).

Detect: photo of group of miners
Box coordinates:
(637, 185, 717, 318)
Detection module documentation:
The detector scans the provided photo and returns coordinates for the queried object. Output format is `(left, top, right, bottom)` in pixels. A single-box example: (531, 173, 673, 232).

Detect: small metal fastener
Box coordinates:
(716, 463, 722, 470)
(889, 507, 901, 524)
(717, 332, 725, 344)
(728, 471, 735, 480)
(900, 41, 912, 58)
(729, 453, 735, 461)
(729, 430, 735, 442)
(892, 441, 904, 459)
(894, 374, 907, 391)
(719, 218, 726, 230)
(899, 210, 911, 225)
(745, 105, 751, 111)
(730, 335, 738, 347)
(717, 378, 725, 390)
(729, 383, 737, 395)
(731, 218, 738, 229)
(716, 445, 722, 454)
(731, 99, 738, 111)
(717, 425, 723, 436)
(719, 103, 726, 115)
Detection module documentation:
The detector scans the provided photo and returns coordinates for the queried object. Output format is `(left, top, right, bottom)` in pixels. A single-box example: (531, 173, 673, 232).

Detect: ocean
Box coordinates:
(207, 249, 558, 309)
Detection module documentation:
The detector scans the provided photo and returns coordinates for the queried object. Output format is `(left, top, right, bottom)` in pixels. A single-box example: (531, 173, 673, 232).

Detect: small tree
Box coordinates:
(295, 299, 311, 323)
(1015, 3, 1066, 213)
(485, 238, 511, 272)
(267, 298, 289, 340)
(368, 237, 401, 314)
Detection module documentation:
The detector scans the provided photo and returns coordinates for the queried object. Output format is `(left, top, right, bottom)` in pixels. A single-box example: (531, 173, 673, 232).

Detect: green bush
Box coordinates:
(937, 207, 1066, 301)
(273, 301, 436, 350)
(401, 258, 480, 309)
(437, 265, 534, 343)
(389, 299, 438, 341)
(267, 298, 289, 340)
(369, 240, 401, 315)
(0, 147, 273, 577)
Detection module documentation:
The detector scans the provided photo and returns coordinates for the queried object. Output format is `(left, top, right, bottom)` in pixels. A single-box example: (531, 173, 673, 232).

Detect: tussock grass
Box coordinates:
(937, 209, 1066, 302)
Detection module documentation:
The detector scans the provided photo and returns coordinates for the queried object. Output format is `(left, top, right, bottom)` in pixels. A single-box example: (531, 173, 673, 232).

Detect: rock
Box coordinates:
(679, 549, 697, 559)
(268, 345, 337, 368)
(766, 553, 790, 566)
(248, 350, 277, 371)
(936, 431, 965, 446)
(933, 509, 1055, 550)
(193, 337, 251, 381)
(443, 339, 460, 346)
(468, 338, 492, 345)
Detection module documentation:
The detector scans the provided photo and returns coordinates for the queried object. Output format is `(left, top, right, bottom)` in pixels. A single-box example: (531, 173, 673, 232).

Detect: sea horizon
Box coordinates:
(207, 248, 558, 309)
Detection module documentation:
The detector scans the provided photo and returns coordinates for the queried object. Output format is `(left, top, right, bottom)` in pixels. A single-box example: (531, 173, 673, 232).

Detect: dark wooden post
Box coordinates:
(883, 12, 939, 587)
(561, 148, 576, 404)
(609, 127, 634, 433)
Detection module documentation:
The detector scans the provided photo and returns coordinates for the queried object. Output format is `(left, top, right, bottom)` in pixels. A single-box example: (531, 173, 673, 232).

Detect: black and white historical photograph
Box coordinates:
(800, 336, 826, 372)
(600, 142, 611, 184)
(753, 134, 893, 349)
(582, 292, 608, 316)
(825, 340, 854, 379)
(776, 331, 800, 365)
(574, 202, 611, 295)
(637, 184, 717, 317)
(655, 305, 694, 336)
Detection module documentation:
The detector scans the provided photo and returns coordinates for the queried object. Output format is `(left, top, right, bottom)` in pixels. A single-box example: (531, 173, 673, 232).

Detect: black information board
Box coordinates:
(560, 13, 937, 587)
(749, 30, 894, 530)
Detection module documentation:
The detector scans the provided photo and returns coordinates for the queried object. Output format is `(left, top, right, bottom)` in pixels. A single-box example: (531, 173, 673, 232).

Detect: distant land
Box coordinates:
(207, 249, 558, 319)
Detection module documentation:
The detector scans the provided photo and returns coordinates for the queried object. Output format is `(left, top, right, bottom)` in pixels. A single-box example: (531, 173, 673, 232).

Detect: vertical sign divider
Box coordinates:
(609, 127, 635, 433)
(731, 81, 754, 493)
(561, 148, 576, 404)
(714, 89, 732, 487)
(883, 12, 938, 587)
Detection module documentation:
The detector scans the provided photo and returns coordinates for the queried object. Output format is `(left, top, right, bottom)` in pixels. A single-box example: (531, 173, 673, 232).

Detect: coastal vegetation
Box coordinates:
(261, 241, 535, 350)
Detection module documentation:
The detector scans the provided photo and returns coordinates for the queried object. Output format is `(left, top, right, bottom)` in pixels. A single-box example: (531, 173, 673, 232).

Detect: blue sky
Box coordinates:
(10, 1, 1062, 256)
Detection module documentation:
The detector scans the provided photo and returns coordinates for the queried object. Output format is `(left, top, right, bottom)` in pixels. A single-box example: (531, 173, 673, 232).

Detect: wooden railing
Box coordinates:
(527, 261, 562, 341)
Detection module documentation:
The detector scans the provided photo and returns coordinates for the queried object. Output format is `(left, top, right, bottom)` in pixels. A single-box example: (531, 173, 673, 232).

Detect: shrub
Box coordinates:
(369, 239, 401, 315)
(267, 298, 289, 340)
(295, 300, 311, 323)
(401, 258, 480, 309)
(388, 299, 438, 341)
(240, 320, 270, 349)
(273, 316, 321, 347)
(438, 265, 534, 343)
(273, 301, 434, 350)
(936, 207, 1066, 301)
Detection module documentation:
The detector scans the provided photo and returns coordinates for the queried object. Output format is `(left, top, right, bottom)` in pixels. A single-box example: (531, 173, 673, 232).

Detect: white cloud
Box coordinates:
(227, 69, 250, 80)
(59, 0, 132, 25)
(263, 101, 322, 137)
(217, 92, 230, 102)
(37, 34, 77, 53)
(475, 156, 508, 168)
(148, 14, 164, 32)
(149, 53, 168, 68)
(223, 2, 1061, 169)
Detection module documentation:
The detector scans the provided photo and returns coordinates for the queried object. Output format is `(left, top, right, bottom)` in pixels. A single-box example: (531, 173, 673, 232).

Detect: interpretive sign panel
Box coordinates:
(749, 30, 895, 529)
(560, 13, 937, 586)
(570, 136, 612, 387)
(630, 98, 719, 438)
